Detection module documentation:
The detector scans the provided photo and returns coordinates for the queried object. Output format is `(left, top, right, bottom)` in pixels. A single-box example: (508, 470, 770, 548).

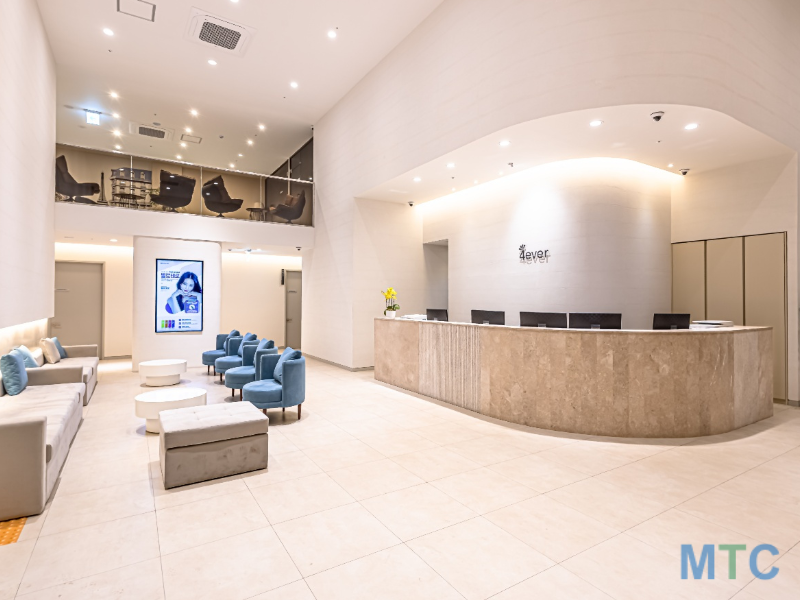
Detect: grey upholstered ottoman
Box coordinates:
(159, 402, 268, 489)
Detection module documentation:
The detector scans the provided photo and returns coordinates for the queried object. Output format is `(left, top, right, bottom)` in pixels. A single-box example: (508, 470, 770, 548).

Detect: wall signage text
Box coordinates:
(519, 244, 550, 264)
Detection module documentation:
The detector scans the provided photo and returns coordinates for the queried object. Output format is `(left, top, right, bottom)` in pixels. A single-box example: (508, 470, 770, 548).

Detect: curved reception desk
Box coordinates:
(374, 318, 774, 438)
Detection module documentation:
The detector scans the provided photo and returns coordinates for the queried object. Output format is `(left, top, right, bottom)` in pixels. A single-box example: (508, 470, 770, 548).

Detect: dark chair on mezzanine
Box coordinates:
(151, 171, 196, 212)
(202, 176, 244, 217)
(55, 155, 100, 204)
(269, 189, 306, 224)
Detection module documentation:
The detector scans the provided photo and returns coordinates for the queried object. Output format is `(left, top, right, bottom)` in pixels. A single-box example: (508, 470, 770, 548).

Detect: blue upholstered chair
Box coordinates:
(214, 333, 258, 382)
(202, 330, 240, 375)
(243, 348, 305, 419)
(224, 339, 278, 400)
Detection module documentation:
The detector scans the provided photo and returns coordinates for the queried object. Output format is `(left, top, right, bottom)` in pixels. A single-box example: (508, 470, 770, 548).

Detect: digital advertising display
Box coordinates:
(155, 259, 204, 333)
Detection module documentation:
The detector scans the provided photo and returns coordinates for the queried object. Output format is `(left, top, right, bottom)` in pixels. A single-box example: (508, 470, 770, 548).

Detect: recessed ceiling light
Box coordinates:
(247, 139, 253, 145)
(176, 154, 182, 159)
(668, 163, 674, 167)
(208, 59, 217, 66)
(185, 127, 192, 133)
(110, 238, 118, 242)
(685, 123, 698, 130)
(413, 177, 421, 182)
(290, 81, 298, 89)
(499, 171, 504, 175)
(179, 142, 186, 148)
(112, 129, 121, 136)
(230, 0, 239, 3)
(238, 153, 243, 157)
(230, 163, 235, 168)
(499, 140, 510, 147)
(473, 180, 478, 184)
(589, 120, 603, 127)
(109, 91, 119, 99)
(190, 109, 198, 117)
(446, 162, 455, 168)
(451, 187, 456, 192)
(103, 28, 114, 36)
(85, 111, 100, 125)
(112, 112, 120, 118)
(258, 124, 265, 131)
(114, 144, 121, 150)
(328, 30, 337, 39)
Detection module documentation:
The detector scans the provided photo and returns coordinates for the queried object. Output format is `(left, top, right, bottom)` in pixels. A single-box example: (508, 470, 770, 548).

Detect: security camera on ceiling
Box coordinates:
(680, 168, 690, 176)
(651, 111, 665, 122)
(408, 201, 414, 207)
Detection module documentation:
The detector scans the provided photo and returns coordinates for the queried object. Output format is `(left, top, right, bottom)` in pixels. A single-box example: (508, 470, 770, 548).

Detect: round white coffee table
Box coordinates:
(135, 387, 207, 433)
(139, 359, 187, 387)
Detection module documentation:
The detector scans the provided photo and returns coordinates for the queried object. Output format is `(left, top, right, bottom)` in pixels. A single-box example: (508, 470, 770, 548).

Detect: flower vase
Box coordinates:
(385, 311, 396, 319)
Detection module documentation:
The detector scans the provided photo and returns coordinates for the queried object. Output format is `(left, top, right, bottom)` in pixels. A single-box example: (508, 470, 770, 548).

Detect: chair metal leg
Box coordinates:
(298, 404, 301, 419)
(220, 373, 223, 383)
(207, 365, 210, 375)
(239, 389, 242, 400)
(282, 407, 285, 413)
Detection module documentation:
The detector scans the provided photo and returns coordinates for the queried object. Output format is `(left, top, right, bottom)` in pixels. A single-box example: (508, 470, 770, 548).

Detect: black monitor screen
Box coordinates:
(520, 312, 567, 328)
(471, 310, 505, 325)
(569, 313, 622, 330)
(427, 309, 449, 322)
(653, 313, 690, 330)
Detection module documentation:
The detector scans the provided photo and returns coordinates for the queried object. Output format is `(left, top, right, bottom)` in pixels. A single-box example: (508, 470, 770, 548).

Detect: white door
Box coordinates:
(285, 270, 302, 349)
(52, 262, 103, 357)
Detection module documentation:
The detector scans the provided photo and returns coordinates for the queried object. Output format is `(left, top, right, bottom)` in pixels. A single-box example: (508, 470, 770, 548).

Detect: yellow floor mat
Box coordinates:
(0, 517, 26, 546)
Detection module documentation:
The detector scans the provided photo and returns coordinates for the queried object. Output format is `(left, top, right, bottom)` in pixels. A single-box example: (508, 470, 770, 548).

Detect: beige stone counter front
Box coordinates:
(374, 318, 774, 438)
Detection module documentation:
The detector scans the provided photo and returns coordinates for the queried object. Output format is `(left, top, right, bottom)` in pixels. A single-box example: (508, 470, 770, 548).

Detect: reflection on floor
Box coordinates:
(2, 358, 799, 599)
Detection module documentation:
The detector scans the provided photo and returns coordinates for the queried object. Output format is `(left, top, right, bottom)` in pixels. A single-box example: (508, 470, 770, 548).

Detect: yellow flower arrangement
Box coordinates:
(381, 287, 400, 315)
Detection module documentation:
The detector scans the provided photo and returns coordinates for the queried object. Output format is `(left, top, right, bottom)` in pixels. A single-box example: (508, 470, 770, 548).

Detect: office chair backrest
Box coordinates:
(520, 312, 567, 328)
(426, 309, 448, 322)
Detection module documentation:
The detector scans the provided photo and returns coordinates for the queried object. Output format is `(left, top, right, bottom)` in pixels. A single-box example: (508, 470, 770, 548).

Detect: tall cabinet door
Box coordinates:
(672, 241, 705, 322)
(745, 233, 787, 400)
(707, 237, 744, 324)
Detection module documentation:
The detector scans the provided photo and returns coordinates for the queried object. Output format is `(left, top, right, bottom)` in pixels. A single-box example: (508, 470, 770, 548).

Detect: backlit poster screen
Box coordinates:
(155, 259, 204, 333)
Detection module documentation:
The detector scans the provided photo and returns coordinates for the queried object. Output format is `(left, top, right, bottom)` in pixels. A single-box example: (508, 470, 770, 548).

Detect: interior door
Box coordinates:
(52, 262, 103, 356)
(672, 241, 705, 321)
(285, 270, 302, 349)
(706, 237, 744, 324)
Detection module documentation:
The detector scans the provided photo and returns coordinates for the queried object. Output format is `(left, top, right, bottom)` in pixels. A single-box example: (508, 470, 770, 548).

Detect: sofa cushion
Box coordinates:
(202, 349, 225, 366)
(237, 333, 257, 357)
(0, 352, 28, 395)
(243, 378, 283, 407)
(40, 339, 61, 364)
(160, 402, 268, 450)
(274, 347, 301, 384)
(58, 356, 98, 378)
(31, 347, 45, 367)
(52, 337, 68, 359)
(15, 345, 39, 369)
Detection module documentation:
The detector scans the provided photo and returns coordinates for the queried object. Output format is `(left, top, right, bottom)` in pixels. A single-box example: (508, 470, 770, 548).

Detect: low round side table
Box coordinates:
(139, 359, 187, 386)
(135, 387, 207, 433)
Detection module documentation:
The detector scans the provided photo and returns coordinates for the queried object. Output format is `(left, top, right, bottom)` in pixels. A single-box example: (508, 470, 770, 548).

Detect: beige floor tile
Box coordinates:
(486, 495, 619, 562)
(156, 490, 268, 555)
(537, 441, 648, 475)
(280, 422, 355, 450)
(247, 580, 316, 600)
(57, 454, 152, 496)
(431, 468, 538, 514)
(718, 462, 800, 515)
(359, 429, 439, 457)
(333, 416, 406, 437)
(412, 423, 486, 445)
(491, 565, 613, 599)
(302, 439, 384, 471)
(266, 431, 302, 455)
(563, 534, 739, 600)
(361, 483, 476, 541)
(407, 517, 554, 600)
(547, 477, 671, 530)
(679, 487, 800, 552)
(274, 503, 400, 576)
(391, 446, 480, 481)
(18, 513, 160, 596)
(492, 429, 585, 454)
(489, 453, 589, 492)
(382, 410, 449, 429)
(41, 479, 154, 537)
(444, 436, 531, 466)
(15, 558, 164, 600)
(305, 544, 462, 600)
(241, 451, 322, 489)
(0, 539, 35, 600)
(744, 551, 800, 600)
(16, 505, 50, 543)
(327, 458, 424, 500)
(250, 473, 355, 524)
(160, 527, 300, 600)
(152, 473, 247, 510)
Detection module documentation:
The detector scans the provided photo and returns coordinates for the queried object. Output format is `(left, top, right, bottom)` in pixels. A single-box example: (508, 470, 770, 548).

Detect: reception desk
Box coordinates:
(374, 318, 774, 438)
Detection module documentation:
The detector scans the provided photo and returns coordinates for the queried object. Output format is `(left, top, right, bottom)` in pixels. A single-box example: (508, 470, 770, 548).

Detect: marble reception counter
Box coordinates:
(374, 318, 774, 438)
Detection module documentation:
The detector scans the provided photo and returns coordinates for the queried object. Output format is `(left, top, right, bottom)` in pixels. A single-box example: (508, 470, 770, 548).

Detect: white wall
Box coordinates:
(221, 253, 302, 348)
(672, 153, 799, 399)
(308, 0, 800, 370)
(0, 320, 49, 356)
(132, 237, 221, 370)
(423, 244, 448, 313)
(54, 243, 134, 358)
(0, 0, 56, 330)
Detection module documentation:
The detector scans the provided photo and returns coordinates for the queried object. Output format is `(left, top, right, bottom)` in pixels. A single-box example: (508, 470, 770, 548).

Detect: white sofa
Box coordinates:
(36, 344, 99, 405)
(0, 368, 85, 520)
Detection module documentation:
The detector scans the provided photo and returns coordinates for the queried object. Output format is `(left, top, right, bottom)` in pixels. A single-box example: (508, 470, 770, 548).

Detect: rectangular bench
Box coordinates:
(159, 402, 269, 489)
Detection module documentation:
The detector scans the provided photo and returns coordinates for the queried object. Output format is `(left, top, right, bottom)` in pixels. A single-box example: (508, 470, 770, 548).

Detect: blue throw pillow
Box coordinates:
(265, 339, 275, 349)
(15, 345, 39, 369)
(0, 351, 28, 395)
(256, 338, 270, 352)
(274, 347, 302, 383)
(238, 333, 257, 357)
(227, 329, 240, 339)
(52, 337, 68, 358)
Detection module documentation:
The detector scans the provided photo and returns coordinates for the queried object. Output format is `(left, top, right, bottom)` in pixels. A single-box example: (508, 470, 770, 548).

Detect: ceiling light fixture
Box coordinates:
(238, 153, 243, 157)
(180, 142, 187, 148)
(103, 28, 114, 36)
(328, 30, 337, 39)
(247, 139, 253, 145)
(110, 91, 119, 99)
(290, 81, 298, 89)
(499, 171, 504, 175)
(190, 109, 198, 117)
(176, 154, 182, 159)
(85, 111, 100, 125)
(112, 129, 121, 136)
(668, 163, 674, 167)
(208, 59, 217, 66)
(499, 140, 510, 147)
(258, 124, 265, 131)
(451, 187, 456, 192)
(230, 163, 235, 168)
(413, 177, 421, 182)
(110, 238, 118, 242)
(114, 144, 121, 150)
(185, 127, 192, 133)
(473, 180, 478, 184)
(589, 120, 603, 127)
(446, 162, 455, 168)
(685, 123, 698, 130)
(112, 112, 120, 118)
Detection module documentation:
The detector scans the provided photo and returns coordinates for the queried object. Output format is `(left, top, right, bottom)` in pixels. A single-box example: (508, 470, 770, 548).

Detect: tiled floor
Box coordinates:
(2, 358, 800, 599)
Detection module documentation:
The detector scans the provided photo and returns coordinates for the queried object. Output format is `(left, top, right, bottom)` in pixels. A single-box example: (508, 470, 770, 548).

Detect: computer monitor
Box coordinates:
(426, 309, 449, 322)
(653, 313, 690, 330)
(568, 313, 622, 330)
(471, 310, 505, 325)
(520, 312, 567, 328)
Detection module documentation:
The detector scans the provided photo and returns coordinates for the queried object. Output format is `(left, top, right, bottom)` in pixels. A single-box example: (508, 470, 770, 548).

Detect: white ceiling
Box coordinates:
(38, 0, 444, 174)
(359, 104, 794, 205)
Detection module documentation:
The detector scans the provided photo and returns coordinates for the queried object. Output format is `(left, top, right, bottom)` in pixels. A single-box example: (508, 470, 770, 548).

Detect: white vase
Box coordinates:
(385, 311, 396, 319)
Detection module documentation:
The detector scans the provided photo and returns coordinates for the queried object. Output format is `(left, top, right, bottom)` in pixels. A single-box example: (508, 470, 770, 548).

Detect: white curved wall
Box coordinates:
(307, 0, 800, 386)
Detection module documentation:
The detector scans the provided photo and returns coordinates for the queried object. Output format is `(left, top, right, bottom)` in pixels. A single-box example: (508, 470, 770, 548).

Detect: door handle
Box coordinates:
(286, 318, 293, 322)
(55, 288, 69, 292)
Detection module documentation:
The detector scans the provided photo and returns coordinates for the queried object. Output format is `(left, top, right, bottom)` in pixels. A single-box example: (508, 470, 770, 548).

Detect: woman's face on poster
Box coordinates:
(180, 278, 195, 294)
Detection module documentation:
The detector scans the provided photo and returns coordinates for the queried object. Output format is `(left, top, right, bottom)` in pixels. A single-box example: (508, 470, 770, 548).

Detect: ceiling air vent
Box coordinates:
(185, 8, 256, 56)
(181, 134, 202, 144)
(129, 122, 173, 141)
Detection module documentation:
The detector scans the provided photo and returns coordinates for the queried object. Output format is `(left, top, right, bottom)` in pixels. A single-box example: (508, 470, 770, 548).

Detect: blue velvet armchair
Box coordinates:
(202, 330, 240, 375)
(214, 333, 258, 382)
(243, 350, 305, 418)
(224, 339, 278, 400)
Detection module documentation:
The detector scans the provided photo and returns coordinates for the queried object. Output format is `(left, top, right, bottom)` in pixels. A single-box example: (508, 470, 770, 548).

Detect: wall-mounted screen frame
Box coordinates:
(155, 258, 204, 333)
